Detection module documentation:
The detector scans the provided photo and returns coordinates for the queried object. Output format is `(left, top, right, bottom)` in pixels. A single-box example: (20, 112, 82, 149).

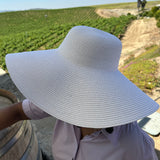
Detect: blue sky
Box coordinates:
(0, 0, 156, 11)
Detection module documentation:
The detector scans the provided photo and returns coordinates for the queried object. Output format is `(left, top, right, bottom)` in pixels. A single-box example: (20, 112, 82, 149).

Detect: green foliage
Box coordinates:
(157, 20, 160, 27)
(147, 11, 154, 17)
(155, 10, 160, 20)
(139, 5, 160, 28)
(120, 45, 160, 93)
(121, 60, 158, 92)
(140, 6, 159, 17)
(140, 0, 147, 10)
(149, 7, 160, 28)
(93, 1, 160, 9)
(151, 6, 159, 15)
(139, 11, 150, 17)
(136, 45, 160, 60)
(0, 7, 100, 36)
(0, 12, 136, 70)
(124, 54, 135, 65)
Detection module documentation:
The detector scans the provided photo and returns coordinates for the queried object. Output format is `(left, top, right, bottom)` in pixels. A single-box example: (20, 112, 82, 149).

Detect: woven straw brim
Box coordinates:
(6, 49, 159, 128)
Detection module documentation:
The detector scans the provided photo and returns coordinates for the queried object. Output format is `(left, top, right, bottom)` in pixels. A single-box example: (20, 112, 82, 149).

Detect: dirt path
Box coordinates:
(96, 9, 160, 66)
(96, 9, 138, 18)
(120, 17, 160, 66)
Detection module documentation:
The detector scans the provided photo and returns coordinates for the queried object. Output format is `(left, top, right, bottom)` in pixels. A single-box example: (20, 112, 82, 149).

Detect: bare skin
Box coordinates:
(0, 102, 29, 130)
(81, 128, 101, 138)
(0, 103, 100, 138)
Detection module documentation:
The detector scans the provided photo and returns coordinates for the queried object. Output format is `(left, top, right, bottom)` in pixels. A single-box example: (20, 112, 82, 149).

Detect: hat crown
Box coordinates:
(59, 26, 122, 70)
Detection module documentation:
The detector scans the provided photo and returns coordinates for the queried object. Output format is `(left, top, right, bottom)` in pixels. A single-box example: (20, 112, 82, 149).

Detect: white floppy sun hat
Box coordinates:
(6, 26, 159, 128)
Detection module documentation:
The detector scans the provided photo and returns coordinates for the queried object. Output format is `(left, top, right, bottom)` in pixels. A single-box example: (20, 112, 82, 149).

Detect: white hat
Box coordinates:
(6, 26, 159, 128)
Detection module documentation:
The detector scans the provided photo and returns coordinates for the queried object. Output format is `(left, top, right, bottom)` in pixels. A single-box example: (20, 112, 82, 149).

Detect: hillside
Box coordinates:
(96, 8, 160, 159)
(0, 7, 99, 36)
(0, 3, 160, 159)
(93, 1, 160, 9)
(120, 17, 160, 66)
(0, 8, 136, 70)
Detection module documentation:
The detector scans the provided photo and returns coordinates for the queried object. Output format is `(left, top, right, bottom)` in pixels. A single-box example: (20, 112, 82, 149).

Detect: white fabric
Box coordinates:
(22, 99, 50, 120)
(22, 99, 158, 160)
(75, 122, 158, 160)
(6, 26, 159, 128)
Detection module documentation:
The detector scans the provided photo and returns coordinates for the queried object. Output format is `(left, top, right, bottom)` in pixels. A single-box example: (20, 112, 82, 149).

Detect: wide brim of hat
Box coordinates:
(6, 49, 159, 128)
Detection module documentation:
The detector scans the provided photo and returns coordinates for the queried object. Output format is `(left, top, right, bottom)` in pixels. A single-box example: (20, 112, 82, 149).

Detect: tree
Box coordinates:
(141, 0, 147, 10)
(137, 0, 141, 11)
(137, 0, 147, 11)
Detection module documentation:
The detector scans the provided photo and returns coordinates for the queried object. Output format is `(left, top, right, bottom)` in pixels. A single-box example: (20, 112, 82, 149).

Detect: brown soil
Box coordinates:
(96, 9, 138, 18)
(120, 18, 160, 66)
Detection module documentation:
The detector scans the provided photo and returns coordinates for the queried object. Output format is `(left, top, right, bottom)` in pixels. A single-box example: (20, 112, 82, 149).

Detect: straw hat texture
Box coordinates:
(6, 26, 159, 128)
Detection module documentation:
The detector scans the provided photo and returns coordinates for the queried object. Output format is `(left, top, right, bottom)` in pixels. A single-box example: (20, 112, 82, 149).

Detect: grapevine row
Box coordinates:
(0, 15, 136, 69)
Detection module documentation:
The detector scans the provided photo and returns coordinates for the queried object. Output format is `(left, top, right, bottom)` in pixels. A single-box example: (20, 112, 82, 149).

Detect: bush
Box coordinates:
(155, 10, 160, 20)
(157, 20, 160, 28)
(151, 6, 159, 15)
(147, 11, 154, 17)
(139, 11, 149, 17)
(145, 6, 160, 28)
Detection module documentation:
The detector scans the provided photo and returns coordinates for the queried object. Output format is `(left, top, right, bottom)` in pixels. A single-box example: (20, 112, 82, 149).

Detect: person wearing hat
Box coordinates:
(0, 26, 159, 160)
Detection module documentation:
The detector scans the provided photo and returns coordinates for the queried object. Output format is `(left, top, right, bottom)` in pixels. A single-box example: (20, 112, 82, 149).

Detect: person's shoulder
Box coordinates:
(119, 121, 153, 144)
(118, 122, 157, 159)
(119, 121, 140, 135)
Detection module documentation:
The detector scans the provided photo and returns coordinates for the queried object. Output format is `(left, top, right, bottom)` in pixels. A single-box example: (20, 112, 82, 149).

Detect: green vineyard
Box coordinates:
(0, 7, 136, 70)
